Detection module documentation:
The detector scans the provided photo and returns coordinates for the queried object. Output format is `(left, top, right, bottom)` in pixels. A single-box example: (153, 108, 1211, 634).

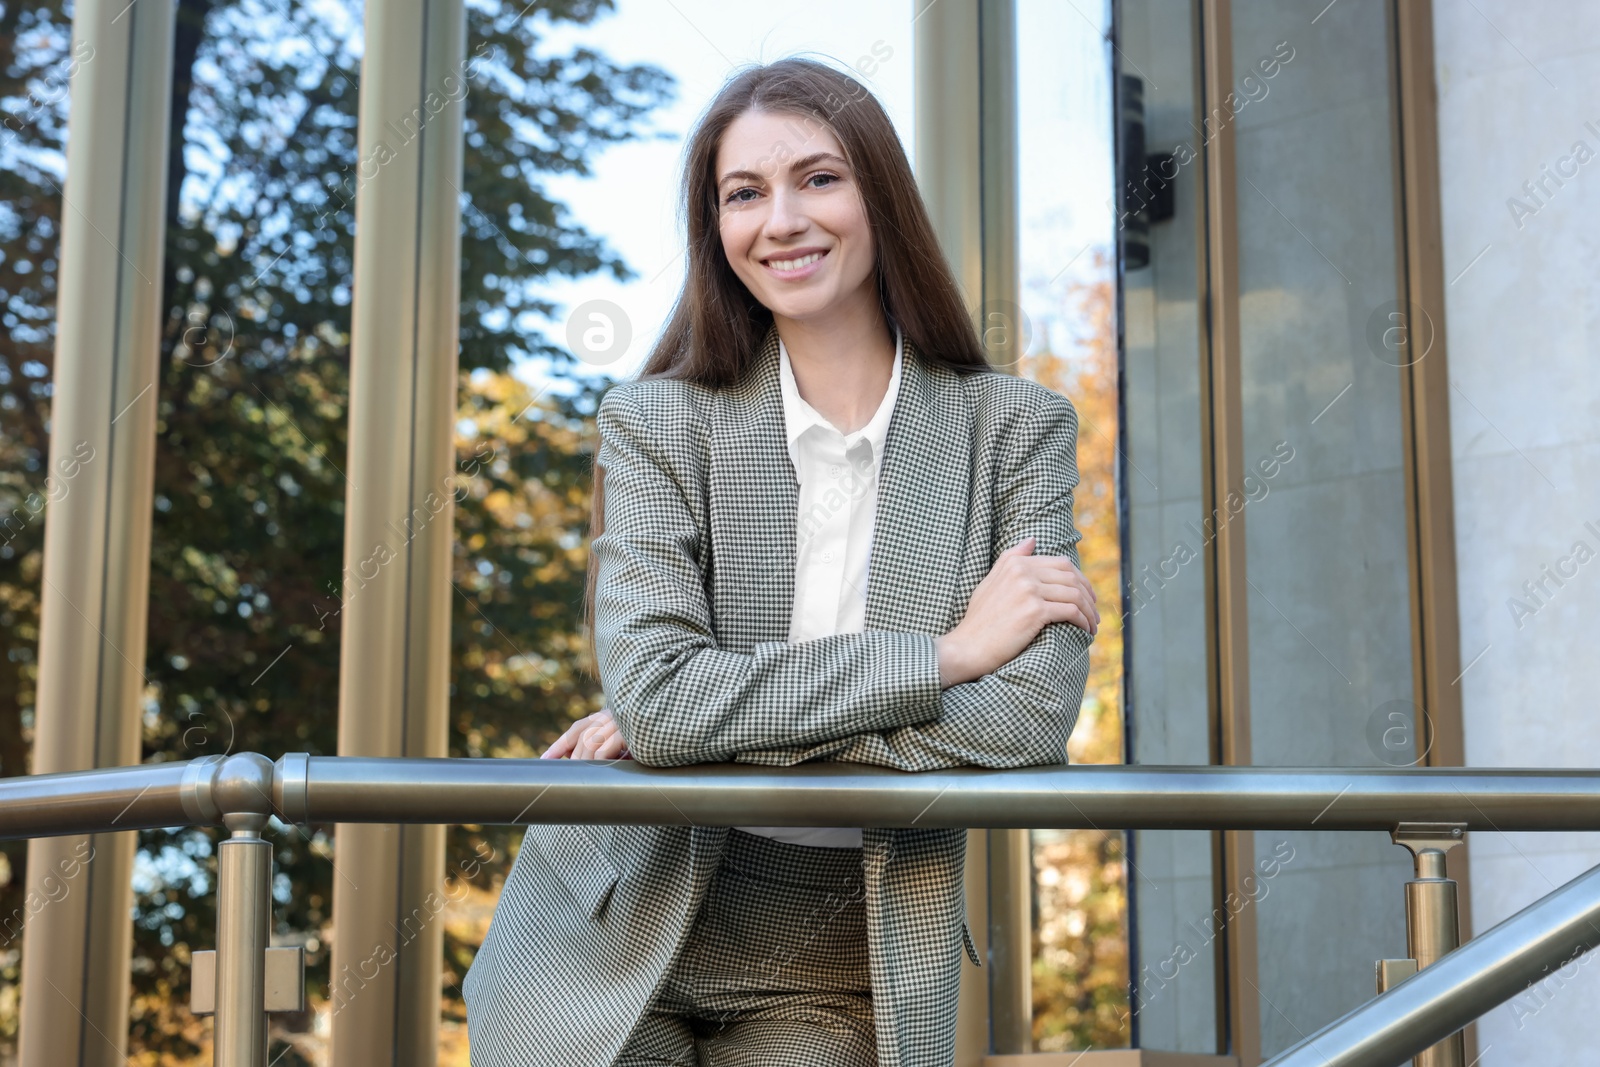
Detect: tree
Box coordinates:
(0, 1, 674, 1061)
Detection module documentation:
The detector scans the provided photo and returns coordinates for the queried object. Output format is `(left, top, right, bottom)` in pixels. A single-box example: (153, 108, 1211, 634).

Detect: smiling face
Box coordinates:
(714, 109, 879, 327)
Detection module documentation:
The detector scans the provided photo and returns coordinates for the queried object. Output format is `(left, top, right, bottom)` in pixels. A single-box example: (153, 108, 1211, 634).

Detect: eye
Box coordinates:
(808, 171, 840, 189)
(723, 187, 757, 205)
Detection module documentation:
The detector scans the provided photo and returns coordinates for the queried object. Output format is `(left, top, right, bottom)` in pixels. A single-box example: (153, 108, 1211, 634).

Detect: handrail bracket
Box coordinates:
(1378, 821, 1468, 1067)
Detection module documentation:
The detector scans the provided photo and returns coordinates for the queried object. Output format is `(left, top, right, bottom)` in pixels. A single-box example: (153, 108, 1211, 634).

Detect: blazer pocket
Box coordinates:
(526, 823, 622, 923)
(961, 918, 982, 967)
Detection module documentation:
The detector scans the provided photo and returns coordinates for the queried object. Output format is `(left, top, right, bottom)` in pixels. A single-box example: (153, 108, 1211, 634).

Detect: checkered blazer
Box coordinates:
(463, 323, 1093, 1067)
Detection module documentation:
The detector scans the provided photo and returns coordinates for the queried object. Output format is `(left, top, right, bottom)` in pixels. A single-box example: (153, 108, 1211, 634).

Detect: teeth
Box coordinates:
(768, 251, 823, 272)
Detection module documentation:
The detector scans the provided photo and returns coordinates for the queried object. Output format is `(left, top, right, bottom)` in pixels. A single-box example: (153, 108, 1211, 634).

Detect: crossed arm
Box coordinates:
(588, 385, 1093, 772)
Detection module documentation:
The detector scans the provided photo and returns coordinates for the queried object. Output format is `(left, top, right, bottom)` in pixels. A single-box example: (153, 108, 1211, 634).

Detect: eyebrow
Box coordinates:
(717, 152, 849, 190)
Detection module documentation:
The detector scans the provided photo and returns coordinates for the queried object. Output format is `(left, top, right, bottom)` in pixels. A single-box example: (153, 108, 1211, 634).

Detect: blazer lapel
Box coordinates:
(864, 331, 971, 635)
(707, 325, 798, 651)
(707, 322, 971, 647)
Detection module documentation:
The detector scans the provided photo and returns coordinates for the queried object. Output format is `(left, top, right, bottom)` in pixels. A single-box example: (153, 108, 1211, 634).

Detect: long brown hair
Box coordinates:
(581, 56, 996, 679)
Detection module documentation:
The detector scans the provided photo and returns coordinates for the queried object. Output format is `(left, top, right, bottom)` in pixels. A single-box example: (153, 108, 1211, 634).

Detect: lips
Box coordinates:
(761, 248, 829, 278)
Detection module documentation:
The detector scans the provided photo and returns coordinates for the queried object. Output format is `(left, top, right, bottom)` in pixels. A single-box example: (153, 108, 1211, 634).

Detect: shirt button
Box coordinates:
(829, 464, 842, 477)
(821, 551, 835, 563)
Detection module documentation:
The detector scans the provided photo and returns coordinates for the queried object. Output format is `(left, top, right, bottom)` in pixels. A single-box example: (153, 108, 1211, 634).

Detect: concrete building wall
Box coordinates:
(1433, 3, 1600, 1063)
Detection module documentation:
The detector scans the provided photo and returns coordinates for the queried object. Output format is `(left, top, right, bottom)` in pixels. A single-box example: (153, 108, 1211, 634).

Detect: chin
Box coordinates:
(762, 292, 838, 323)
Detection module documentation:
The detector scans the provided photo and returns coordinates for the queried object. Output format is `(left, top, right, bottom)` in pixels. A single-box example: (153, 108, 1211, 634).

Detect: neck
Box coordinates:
(776, 305, 897, 436)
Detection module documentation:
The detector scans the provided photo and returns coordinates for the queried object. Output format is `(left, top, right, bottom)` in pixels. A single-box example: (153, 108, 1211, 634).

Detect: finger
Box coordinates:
(1028, 557, 1098, 604)
(578, 725, 606, 760)
(1077, 606, 1097, 635)
(1039, 590, 1097, 635)
(542, 723, 584, 759)
(554, 708, 612, 758)
(1055, 600, 1096, 635)
(1063, 558, 1097, 603)
(560, 719, 594, 754)
(1038, 582, 1100, 629)
(1037, 579, 1090, 604)
(595, 729, 628, 760)
(586, 723, 621, 760)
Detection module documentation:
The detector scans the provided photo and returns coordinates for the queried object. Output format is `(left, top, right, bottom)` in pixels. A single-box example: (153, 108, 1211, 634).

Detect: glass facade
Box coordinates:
(5, 0, 1478, 1060)
(1114, 0, 1445, 1057)
(1231, 0, 1417, 1055)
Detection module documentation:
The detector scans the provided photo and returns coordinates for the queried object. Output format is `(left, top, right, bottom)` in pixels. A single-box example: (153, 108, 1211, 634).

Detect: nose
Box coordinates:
(761, 182, 807, 241)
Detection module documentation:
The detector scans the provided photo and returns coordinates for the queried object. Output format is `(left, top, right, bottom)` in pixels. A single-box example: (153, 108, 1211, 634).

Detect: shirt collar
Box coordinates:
(777, 323, 904, 467)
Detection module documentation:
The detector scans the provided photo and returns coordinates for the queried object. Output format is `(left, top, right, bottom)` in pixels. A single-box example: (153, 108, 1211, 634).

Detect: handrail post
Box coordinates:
(1385, 822, 1467, 1067)
(208, 754, 277, 1067)
(215, 821, 272, 1067)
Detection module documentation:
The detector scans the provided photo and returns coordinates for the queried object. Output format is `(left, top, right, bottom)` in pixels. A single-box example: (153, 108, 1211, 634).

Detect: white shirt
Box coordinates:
(734, 325, 904, 849)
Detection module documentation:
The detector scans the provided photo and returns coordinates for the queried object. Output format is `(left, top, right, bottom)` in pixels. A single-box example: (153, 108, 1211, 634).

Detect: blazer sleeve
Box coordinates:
(592, 386, 945, 768)
(732, 392, 1094, 772)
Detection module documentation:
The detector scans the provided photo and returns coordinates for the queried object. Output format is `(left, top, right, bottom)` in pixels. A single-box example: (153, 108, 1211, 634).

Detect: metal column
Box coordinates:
(214, 826, 273, 1067)
(915, 4, 987, 1061)
(1195, 1, 1263, 1061)
(976, 2, 1032, 1047)
(1381, 824, 1468, 1067)
(917, 0, 1032, 1057)
(328, 1, 467, 1063)
(17, 1, 175, 1064)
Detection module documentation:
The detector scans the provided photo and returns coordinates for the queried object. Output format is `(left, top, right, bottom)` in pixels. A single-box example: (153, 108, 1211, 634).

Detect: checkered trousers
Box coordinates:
(611, 828, 878, 1067)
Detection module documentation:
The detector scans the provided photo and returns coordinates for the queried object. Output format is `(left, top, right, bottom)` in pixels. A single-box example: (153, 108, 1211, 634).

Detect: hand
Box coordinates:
(934, 535, 1098, 687)
(540, 708, 633, 760)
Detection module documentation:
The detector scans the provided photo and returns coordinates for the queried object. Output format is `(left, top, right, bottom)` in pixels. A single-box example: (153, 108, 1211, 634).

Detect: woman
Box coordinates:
(464, 57, 1098, 1067)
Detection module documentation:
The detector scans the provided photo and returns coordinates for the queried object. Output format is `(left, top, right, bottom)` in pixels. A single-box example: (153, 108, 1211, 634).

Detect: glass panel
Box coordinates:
(1016, 0, 1131, 1052)
(1017, 0, 1132, 1049)
(143, 8, 369, 1060)
(1229, 0, 1417, 1057)
(1113, 0, 1221, 1054)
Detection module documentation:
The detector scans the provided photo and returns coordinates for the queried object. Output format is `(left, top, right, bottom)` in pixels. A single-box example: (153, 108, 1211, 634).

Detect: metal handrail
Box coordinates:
(1262, 857, 1600, 1066)
(6, 753, 1600, 838)
(3, 752, 1599, 1067)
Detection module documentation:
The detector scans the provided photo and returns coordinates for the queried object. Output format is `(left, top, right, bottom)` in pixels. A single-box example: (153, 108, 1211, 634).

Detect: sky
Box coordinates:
(512, 0, 1115, 395)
